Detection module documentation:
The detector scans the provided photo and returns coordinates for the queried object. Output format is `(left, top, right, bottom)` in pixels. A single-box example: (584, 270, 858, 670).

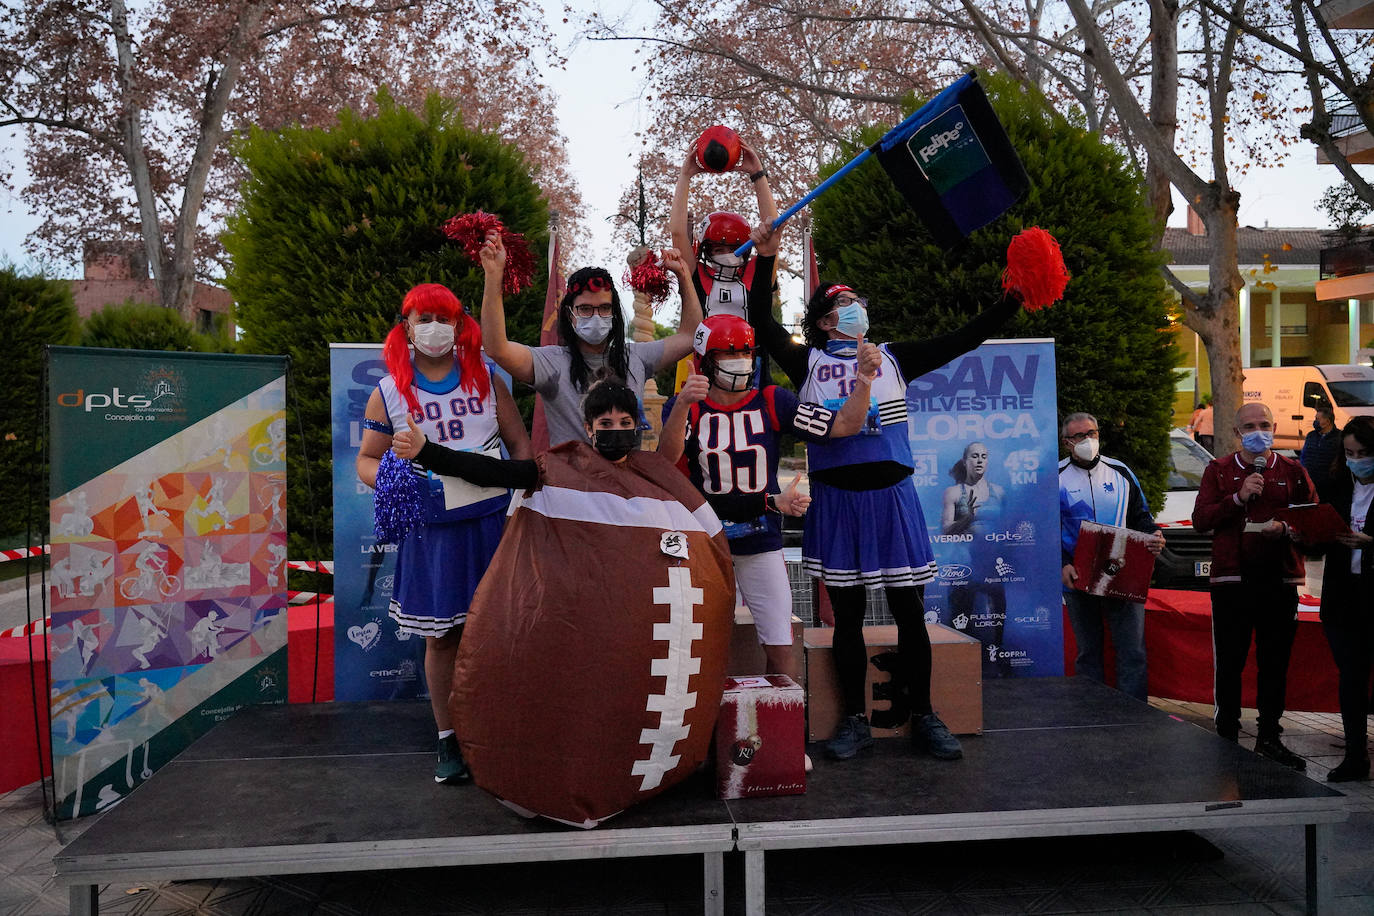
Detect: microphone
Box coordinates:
(1249, 454, 1267, 501)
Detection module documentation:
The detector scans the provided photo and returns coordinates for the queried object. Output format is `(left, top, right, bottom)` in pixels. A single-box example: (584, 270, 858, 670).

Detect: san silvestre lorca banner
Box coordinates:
(907, 339, 1063, 679)
(47, 347, 288, 819)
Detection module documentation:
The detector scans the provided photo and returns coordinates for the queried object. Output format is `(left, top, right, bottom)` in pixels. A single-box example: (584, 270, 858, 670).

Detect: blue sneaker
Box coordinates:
(912, 713, 963, 760)
(826, 714, 875, 761)
(434, 735, 471, 784)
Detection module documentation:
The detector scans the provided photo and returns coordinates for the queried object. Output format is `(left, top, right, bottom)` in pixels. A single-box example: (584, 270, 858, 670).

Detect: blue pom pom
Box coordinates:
(374, 450, 426, 543)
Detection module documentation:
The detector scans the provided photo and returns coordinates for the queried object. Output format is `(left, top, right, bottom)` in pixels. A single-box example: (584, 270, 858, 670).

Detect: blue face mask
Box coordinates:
(1349, 456, 1374, 478)
(824, 339, 857, 358)
(834, 302, 869, 339)
(1241, 430, 1273, 454)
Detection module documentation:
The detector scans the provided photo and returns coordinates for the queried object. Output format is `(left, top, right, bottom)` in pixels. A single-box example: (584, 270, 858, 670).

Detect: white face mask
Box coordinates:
(412, 321, 455, 357)
(1072, 437, 1099, 463)
(713, 357, 754, 392)
(574, 314, 613, 345)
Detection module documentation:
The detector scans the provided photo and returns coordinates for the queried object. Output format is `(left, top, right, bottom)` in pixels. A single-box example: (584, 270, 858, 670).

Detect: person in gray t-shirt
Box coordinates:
(477, 230, 703, 446)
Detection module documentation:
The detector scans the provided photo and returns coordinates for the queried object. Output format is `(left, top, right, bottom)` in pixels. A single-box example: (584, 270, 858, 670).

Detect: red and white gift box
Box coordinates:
(715, 674, 806, 799)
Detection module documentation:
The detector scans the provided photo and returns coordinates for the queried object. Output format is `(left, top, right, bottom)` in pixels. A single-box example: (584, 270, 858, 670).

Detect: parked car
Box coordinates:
(1151, 428, 1215, 590)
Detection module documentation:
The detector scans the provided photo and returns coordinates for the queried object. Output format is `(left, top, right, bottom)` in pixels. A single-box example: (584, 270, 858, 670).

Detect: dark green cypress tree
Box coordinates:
(0, 267, 80, 541)
(225, 91, 549, 559)
(812, 72, 1177, 508)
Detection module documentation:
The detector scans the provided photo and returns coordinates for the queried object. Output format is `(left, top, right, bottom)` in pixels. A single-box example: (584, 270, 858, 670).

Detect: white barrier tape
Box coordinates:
(0, 618, 47, 639)
(287, 560, 334, 574)
(0, 545, 51, 563)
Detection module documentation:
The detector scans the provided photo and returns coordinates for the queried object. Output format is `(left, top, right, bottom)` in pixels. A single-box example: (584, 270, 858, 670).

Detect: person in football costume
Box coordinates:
(659, 315, 880, 682)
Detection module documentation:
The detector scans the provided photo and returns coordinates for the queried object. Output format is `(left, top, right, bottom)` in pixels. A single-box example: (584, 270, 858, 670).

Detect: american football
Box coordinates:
(451, 442, 735, 828)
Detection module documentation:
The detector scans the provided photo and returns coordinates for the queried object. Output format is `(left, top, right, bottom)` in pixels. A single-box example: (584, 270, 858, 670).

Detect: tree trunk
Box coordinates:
(168, 2, 269, 321)
(1147, 0, 1179, 231)
(1184, 184, 1245, 456)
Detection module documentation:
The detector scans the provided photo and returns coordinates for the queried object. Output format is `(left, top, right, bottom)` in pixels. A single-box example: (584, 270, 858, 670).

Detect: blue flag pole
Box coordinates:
(731, 73, 978, 258)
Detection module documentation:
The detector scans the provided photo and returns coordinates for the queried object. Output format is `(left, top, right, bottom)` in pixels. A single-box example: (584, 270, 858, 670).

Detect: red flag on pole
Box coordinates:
(530, 218, 563, 453)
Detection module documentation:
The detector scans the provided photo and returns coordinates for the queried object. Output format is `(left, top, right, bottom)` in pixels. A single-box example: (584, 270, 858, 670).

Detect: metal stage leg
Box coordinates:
(1306, 822, 1332, 914)
(70, 884, 97, 916)
(703, 850, 724, 916)
(744, 849, 765, 916)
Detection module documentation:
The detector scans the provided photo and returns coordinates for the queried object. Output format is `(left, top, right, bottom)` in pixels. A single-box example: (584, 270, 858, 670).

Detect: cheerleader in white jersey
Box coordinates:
(745, 225, 1026, 763)
(356, 283, 531, 785)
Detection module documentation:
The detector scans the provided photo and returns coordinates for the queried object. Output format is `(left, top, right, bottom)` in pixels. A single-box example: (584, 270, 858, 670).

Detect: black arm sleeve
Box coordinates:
(885, 294, 1022, 381)
(414, 440, 539, 490)
(746, 254, 810, 387)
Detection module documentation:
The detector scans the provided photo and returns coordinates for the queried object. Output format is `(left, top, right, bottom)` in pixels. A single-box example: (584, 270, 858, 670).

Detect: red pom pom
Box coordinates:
(1002, 226, 1069, 311)
(440, 210, 536, 296)
(625, 251, 674, 305)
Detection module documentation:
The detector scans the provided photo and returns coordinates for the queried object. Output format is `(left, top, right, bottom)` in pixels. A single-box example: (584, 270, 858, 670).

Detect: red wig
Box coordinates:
(382, 284, 490, 416)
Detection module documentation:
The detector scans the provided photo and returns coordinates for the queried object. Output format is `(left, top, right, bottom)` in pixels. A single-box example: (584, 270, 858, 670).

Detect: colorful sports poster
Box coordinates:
(48, 348, 288, 819)
(907, 339, 1064, 678)
(329, 345, 423, 701)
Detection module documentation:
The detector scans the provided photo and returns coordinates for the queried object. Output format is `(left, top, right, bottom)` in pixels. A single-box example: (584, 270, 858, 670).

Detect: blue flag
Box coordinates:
(873, 73, 1029, 247)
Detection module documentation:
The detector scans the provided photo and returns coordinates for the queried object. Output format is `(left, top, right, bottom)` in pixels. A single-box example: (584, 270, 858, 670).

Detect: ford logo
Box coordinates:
(939, 564, 972, 581)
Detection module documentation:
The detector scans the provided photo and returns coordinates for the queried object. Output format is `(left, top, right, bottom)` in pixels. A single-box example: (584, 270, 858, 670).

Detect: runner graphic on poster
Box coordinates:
(47, 348, 288, 818)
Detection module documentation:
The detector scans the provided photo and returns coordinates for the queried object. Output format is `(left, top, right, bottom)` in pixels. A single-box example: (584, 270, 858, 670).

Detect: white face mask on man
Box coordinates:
(412, 321, 455, 357)
(1071, 437, 1099, 463)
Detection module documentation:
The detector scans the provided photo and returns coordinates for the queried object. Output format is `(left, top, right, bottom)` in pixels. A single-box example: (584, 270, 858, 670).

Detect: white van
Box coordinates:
(1241, 364, 1374, 449)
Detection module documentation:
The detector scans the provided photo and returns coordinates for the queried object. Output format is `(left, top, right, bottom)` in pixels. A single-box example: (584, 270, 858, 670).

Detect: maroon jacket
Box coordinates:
(1192, 451, 1315, 585)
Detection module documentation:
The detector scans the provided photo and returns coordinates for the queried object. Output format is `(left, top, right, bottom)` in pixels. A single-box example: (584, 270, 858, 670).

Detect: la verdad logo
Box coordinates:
(56, 387, 152, 411)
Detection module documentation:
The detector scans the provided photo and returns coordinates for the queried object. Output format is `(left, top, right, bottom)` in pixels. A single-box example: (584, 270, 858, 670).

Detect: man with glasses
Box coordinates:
(1193, 402, 1315, 769)
(1058, 412, 1164, 702)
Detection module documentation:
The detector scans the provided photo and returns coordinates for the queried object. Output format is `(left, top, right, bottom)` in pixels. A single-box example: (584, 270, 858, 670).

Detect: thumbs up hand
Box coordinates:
(856, 336, 880, 384)
(680, 362, 710, 404)
(775, 475, 811, 517)
(391, 413, 427, 460)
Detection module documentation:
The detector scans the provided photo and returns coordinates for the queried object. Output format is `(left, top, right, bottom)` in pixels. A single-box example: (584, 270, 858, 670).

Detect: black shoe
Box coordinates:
(1216, 724, 1239, 742)
(1327, 755, 1370, 783)
(1254, 736, 1307, 771)
(826, 715, 875, 761)
(434, 735, 471, 784)
(911, 713, 963, 760)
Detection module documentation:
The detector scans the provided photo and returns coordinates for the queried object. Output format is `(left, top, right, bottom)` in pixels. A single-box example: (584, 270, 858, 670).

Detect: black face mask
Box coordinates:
(592, 427, 641, 461)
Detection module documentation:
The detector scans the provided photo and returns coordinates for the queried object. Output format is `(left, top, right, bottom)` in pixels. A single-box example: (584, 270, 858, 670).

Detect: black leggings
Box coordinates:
(829, 584, 932, 719)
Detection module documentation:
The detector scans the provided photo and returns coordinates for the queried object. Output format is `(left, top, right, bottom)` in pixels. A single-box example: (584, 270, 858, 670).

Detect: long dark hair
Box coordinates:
(801, 283, 851, 350)
(558, 266, 628, 392)
(1337, 415, 1374, 477)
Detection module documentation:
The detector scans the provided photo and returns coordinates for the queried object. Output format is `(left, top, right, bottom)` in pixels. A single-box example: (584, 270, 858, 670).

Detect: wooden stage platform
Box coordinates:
(53, 677, 1348, 915)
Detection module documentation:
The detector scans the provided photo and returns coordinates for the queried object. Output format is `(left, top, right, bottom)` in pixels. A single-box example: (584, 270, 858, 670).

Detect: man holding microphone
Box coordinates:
(1192, 402, 1315, 769)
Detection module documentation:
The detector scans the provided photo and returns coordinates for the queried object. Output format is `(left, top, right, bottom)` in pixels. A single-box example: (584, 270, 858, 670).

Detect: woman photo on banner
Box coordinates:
(356, 283, 531, 787)
(940, 440, 1010, 677)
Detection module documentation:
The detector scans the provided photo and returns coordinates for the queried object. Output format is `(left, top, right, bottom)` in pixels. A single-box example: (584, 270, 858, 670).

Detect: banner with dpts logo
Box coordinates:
(47, 347, 288, 819)
(907, 339, 1063, 678)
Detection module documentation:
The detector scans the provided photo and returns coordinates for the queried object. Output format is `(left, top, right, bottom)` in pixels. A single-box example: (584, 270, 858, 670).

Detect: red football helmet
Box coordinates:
(693, 316, 757, 392)
(696, 211, 752, 282)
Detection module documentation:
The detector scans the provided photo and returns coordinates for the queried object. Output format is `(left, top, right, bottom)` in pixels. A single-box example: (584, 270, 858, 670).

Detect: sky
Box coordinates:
(0, 7, 1365, 297)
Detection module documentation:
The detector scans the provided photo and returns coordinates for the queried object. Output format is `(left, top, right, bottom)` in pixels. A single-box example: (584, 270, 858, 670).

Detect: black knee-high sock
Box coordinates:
(828, 584, 869, 717)
(886, 586, 933, 716)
